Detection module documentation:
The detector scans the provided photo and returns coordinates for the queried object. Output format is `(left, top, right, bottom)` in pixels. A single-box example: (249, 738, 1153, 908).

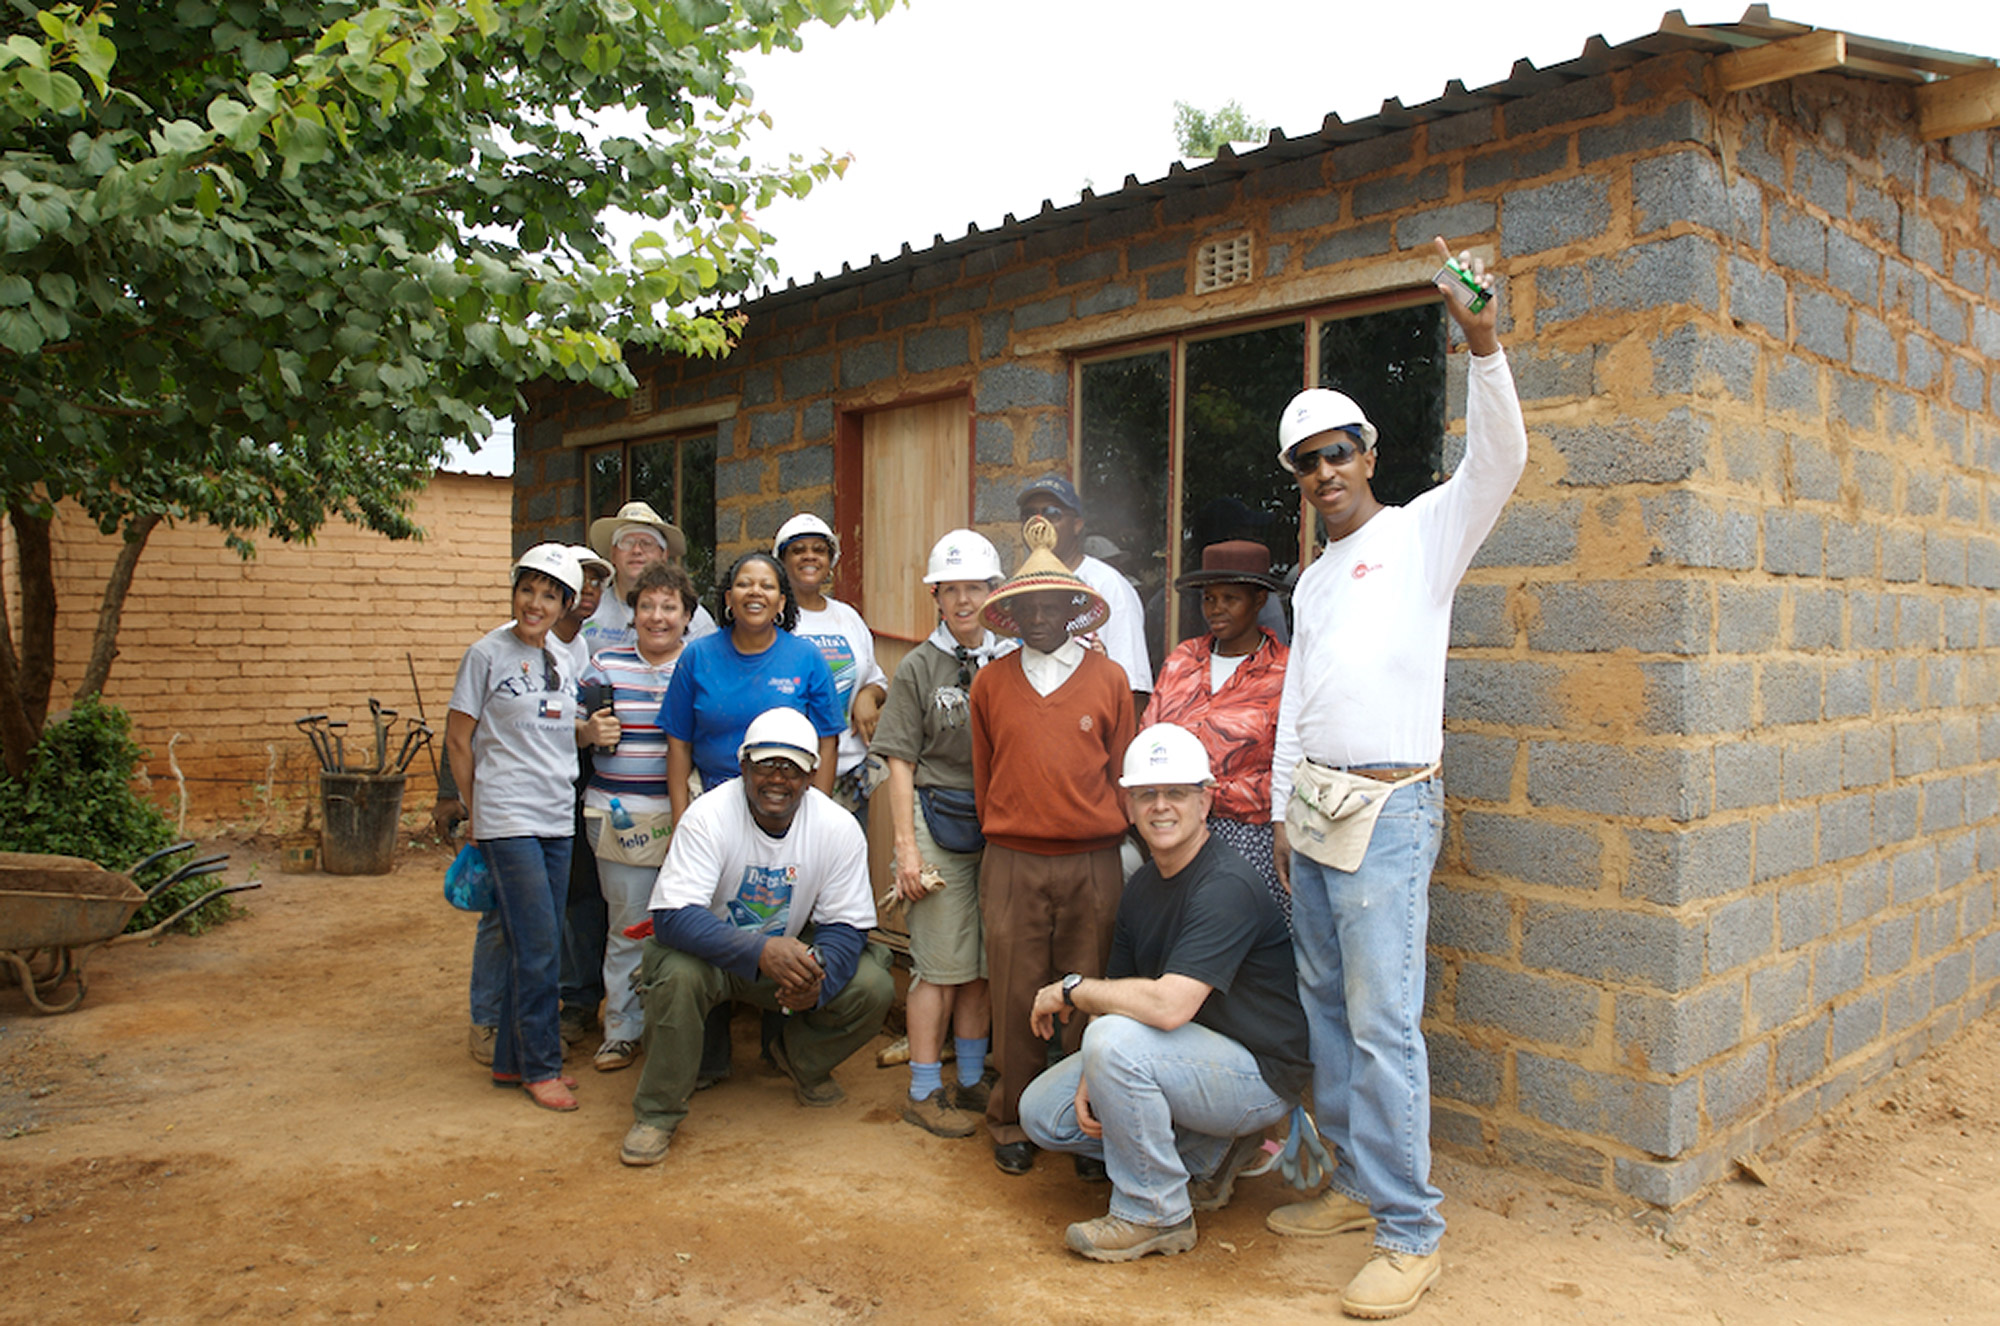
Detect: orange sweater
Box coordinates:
(970, 650, 1136, 854)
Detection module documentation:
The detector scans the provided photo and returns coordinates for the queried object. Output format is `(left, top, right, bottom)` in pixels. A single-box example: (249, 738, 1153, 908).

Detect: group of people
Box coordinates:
(441, 240, 1523, 1320)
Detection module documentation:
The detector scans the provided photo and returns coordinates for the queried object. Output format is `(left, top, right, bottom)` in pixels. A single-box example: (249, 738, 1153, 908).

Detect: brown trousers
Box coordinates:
(978, 842, 1124, 1145)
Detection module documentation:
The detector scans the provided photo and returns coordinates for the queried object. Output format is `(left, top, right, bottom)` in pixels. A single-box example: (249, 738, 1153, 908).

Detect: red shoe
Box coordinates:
(522, 1078, 579, 1111)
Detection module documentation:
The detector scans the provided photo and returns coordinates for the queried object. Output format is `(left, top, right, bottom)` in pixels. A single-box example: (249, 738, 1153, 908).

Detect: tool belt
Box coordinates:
(1285, 760, 1438, 872)
(585, 807, 674, 868)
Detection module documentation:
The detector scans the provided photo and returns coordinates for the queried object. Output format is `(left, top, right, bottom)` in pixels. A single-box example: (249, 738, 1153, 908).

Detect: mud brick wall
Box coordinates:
(514, 49, 2000, 1208)
(7, 473, 514, 826)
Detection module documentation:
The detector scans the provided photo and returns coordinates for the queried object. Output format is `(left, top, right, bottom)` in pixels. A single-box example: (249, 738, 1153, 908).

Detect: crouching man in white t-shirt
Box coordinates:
(617, 708, 893, 1167)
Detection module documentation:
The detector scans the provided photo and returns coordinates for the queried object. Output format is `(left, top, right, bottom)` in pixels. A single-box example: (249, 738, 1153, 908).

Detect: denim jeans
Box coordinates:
(478, 835, 573, 1083)
(1019, 1015, 1290, 1227)
(469, 909, 505, 1027)
(560, 798, 607, 1020)
(1289, 774, 1445, 1255)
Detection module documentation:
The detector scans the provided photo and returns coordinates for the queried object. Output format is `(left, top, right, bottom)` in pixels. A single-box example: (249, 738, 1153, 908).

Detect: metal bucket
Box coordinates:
(319, 772, 407, 875)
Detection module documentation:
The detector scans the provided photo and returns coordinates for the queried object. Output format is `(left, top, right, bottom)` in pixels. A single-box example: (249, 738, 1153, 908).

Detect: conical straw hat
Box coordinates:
(981, 516, 1111, 639)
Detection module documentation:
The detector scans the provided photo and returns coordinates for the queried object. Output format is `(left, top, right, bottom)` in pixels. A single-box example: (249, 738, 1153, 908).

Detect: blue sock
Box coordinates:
(954, 1036, 990, 1088)
(909, 1060, 944, 1101)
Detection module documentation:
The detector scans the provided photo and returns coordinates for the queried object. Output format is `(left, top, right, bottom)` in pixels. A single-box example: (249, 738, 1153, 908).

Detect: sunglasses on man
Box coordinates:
(1018, 503, 1073, 521)
(1286, 431, 1368, 474)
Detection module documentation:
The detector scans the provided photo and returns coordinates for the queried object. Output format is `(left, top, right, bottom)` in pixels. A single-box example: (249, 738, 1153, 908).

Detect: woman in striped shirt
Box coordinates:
(578, 560, 699, 1072)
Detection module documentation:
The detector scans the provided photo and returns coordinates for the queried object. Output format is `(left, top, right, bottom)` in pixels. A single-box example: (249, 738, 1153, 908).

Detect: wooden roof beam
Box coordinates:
(1914, 68, 2000, 141)
(1709, 29, 1846, 93)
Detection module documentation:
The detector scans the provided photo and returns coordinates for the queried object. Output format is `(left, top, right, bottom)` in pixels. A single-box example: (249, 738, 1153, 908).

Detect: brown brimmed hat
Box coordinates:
(1173, 540, 1287, 594)
(981, 516, 1110, 639)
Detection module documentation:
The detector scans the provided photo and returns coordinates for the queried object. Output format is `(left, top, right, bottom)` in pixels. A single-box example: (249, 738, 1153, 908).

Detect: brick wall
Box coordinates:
(514, 48, 2000, 1209)
(8, 473, 514, 827)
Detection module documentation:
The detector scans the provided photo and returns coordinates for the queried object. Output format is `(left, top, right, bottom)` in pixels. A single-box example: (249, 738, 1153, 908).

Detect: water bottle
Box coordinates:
(609, 797, 634, 830)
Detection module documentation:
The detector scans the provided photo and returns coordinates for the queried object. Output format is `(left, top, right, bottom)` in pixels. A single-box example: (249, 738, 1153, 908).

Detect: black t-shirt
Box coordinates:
(1107, 834, 1312, 1103)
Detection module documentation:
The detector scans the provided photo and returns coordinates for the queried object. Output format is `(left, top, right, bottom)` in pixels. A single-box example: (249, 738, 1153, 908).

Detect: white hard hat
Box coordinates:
(513, 542, 583, 598)
(567, 545, 612, 580)
(773, 512, 839, 564)
(737, 707, 822, 771)
(923, 529, 1003, 584)
(1119, 723, 1213, 788)
(1276, 388, 1378, 472)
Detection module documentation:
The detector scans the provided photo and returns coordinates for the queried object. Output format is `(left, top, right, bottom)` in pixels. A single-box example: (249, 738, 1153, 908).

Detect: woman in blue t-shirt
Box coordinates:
(659, 550, 842, 822)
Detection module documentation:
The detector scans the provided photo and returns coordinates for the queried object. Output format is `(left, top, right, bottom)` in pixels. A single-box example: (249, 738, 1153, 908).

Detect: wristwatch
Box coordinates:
(1061, 972, 1084, 1008)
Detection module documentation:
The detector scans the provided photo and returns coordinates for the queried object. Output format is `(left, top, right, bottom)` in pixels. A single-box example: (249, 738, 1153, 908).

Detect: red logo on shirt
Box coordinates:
(1352, 562, 1383, 579)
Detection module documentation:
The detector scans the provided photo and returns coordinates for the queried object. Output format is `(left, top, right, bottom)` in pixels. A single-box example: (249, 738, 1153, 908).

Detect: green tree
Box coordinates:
(1172, 98, 1266, 159)
(0, 0, 894, 776)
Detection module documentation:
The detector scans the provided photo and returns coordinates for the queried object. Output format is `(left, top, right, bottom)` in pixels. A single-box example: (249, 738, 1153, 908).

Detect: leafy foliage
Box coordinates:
(0, 694, 172, 866)
(0, 0, 896, 771)
(1172, 99, 1266, 159)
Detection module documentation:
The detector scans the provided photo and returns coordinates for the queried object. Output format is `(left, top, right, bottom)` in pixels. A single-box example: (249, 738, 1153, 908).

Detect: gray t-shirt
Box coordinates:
(448, 625, 578, 839)
(873, 639, 980, 790)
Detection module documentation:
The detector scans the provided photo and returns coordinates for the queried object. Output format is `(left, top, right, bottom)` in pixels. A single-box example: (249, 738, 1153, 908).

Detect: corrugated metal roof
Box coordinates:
(746, 5, 1995, 310)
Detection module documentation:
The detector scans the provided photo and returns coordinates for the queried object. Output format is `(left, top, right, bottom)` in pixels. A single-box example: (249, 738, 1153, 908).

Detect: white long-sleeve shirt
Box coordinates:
(1270, 348, 1527, 819)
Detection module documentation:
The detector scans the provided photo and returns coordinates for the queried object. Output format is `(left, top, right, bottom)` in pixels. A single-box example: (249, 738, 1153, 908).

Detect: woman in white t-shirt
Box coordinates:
(773, 513, 888, 825)
(446, 545, 619, 1112)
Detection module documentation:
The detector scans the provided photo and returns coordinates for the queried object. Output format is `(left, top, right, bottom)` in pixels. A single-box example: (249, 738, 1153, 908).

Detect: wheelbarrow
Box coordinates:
(0, 842, 262, 1015)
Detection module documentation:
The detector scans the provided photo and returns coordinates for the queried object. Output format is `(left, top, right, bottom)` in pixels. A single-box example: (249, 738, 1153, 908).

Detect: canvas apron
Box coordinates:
(1285, 760, 1438, 873)
(583, 806, 674, 868)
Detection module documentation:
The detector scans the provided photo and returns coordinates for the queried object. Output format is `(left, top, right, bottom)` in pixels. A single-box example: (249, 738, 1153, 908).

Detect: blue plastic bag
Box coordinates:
(442, 844, 495, 912)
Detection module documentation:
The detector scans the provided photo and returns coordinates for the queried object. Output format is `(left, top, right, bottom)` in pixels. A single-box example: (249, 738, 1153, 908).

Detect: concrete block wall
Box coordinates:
(1430, 71, 2000, 1207)
(514, 49, 2000, 1207)
(10, 474, 514, 826)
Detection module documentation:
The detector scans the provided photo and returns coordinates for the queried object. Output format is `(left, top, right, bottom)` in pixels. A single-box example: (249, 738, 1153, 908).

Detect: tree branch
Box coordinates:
(8, 506, 57, 736)
(77, 512, 161, 703)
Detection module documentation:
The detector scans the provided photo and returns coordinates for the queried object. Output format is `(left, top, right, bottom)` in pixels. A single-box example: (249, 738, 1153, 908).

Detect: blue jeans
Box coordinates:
(1019, 1015, 1290, 1227)
(478, 835, 573, 1082)
(1289, 775, 1446, 1255)
(470, 909, 505, 1026)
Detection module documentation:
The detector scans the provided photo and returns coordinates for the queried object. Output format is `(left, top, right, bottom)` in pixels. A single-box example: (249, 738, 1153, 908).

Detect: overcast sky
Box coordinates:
(445, 0, 2000, 474)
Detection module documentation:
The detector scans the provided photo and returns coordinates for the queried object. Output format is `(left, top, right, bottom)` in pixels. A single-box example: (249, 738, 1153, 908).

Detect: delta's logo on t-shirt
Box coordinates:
(727, 864, 797, 934)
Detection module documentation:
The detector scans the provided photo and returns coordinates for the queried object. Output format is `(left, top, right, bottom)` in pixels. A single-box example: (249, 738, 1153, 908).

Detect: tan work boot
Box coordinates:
(467, 1023, 496, 1066)
(1063, 1213, 1197, 1263)
(1339, 1246, 1441, 1319)
(1266, 1188, 1376, 1237)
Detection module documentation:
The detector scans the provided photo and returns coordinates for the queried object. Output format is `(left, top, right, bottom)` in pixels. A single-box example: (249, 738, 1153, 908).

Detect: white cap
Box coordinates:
(737, 707, 821, 772)
(1119, 723, 1213, 788)
(923, 529, 1003, 584)
(513, 542, 583, 598)
(567, 545, 612, 580)
(773, 512, 839, 564)
(1276, 388, 1378, 472)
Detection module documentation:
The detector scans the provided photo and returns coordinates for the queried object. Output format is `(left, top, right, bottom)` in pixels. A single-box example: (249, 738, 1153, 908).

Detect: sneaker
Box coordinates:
(593, 1039, 640, 1072)
(949, 1066, 999, 1116)
(901, 1088, 977, 1138)
(875, 1035, 911, 1068)
(993, 1141, 1036, 1175)
(1074, 1154, 1109, 1183)
(1266, 1189, 1377, 1238)
(768, 1036, 844, 1107)
(1339, 1247, 1442, 1319)
(619, 1121, 674, 1167)
(1063, 1213, 1197, 1263)
(1189, 1133, 1266, 1212)
(467, 1023, 496, 1066)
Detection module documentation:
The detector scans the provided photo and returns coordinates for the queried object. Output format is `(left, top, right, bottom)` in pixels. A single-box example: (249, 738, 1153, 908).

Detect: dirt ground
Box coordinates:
(3, 840, 1997, 1325)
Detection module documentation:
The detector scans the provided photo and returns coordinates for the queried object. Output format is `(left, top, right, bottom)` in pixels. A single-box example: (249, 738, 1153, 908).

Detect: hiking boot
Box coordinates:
(1339, 1247, 1441, 1319)
(950, 1067, 999, 1116)
(902, 1088, 977, 1138)
(1063, 1213, 1197, 1263)
(1190, 1133, 1267, 1212)
(593, 1038, 640, 1072)
(467, 1023, 496, 1066)
(993, 1141, 1036, 1175)
(559, 1007, 595, 1047)
(768, 1036, 844, 1107)
(1266, 1189, 1377, 1238)
(619, 1121, 674, 1167)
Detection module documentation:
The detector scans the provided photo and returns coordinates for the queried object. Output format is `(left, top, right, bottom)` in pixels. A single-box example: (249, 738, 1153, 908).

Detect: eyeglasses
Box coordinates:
(952, 644, 976, 691)
(540, 649, 561, 692)
(1129, 786, 1203, 805)
(749, 757, 811, 778)
(1018, 504, 1072, 521)
(1287, 434, 1366, 473)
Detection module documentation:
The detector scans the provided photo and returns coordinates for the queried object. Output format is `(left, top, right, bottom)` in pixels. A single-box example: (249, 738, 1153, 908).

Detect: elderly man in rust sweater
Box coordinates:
(970, 517, 1138, 1177)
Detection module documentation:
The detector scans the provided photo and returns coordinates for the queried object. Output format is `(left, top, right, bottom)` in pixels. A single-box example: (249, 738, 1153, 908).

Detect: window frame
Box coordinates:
(1070, 284, 1446, 642)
